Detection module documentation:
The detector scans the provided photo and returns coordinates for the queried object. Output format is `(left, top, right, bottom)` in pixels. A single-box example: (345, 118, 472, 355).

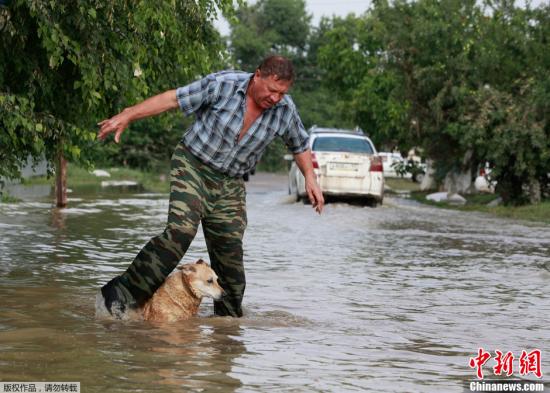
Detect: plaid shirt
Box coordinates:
(176, 71, 309, 177)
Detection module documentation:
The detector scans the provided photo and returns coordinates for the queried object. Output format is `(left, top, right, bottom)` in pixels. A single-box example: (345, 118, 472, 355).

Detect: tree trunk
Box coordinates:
(55, 153, 67, 208)
(420, 159, 437, 191)
(528, 178, 541, 204)
(444, 169, 473, 195)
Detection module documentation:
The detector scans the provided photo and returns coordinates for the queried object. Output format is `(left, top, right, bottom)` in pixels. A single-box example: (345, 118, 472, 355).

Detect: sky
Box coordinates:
(214, 0, 373, 36)
(214, 0, 548, 36)
(305, 0, 373, 25)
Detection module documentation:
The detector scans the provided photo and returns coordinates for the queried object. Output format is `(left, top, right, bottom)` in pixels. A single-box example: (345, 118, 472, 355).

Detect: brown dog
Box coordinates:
(141, 259, 225, 322)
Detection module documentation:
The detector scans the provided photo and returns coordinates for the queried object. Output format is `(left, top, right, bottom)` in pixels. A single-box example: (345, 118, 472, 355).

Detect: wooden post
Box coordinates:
(55, 152, 67, 208)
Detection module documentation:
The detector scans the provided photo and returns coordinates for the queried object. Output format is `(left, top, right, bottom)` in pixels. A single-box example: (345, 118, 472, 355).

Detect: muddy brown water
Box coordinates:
(1, 173, 549, 392)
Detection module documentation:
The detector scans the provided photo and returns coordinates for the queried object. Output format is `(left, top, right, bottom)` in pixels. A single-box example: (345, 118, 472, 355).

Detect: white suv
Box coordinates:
(287, 127, 384, 206)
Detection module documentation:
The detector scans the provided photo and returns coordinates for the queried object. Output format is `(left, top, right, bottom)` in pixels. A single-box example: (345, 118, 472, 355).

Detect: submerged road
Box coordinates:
(0, 172, 548, 392)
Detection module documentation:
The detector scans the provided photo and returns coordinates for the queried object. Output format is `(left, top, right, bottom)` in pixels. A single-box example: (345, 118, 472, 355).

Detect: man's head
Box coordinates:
(249, 55, 294, 109)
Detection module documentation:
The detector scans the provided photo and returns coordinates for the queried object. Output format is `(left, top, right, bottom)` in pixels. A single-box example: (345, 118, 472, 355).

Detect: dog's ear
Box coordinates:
(177, 264, 196, 275)
(196, 259, 206, 265)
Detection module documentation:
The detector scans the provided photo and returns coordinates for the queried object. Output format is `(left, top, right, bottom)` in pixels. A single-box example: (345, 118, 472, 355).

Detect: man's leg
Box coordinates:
(101, 143, 206, 315)
(202, 178, 247, 317)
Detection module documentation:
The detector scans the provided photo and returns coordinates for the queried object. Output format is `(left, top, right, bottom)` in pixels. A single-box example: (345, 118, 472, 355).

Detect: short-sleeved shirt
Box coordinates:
(176, 71, 309, 177)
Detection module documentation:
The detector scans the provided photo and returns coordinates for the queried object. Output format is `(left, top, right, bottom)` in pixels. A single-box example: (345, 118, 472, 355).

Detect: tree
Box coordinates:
(229, 0, 311, 71)
(1, 0, 233, 205)
(317, 13, 409, 149)
(454, 2, 550, 203)
(317, 0, 549, 204)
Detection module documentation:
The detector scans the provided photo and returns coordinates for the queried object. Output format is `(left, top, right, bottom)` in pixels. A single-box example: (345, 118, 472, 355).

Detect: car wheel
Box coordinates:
(291, 175, 301, 202)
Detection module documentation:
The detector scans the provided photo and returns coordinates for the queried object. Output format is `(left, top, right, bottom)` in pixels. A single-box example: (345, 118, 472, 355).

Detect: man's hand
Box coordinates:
(305, 174, 324, 214)
(97, 89, 179, 144)
(294, 149, 324, 214)
(97, 110, 131, 143)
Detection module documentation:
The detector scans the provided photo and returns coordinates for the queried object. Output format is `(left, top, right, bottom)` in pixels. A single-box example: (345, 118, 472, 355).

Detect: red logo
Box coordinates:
(519, 349, 542, 378)
(469, 348, 492, 379)
(493, 350, 514, 377)
(469, 348, 543, 379)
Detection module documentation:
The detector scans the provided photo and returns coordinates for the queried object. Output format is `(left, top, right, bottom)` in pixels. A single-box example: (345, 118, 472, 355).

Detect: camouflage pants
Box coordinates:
(101, 142, 247, 317)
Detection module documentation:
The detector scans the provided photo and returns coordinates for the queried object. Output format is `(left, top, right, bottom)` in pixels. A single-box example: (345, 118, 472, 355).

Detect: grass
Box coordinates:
(1, 193, 20, 203)
(408, 190, 550, 224)
(21, 165, 171, 194)
(386, 176, 550, 224)
(385, 177, 421, 193)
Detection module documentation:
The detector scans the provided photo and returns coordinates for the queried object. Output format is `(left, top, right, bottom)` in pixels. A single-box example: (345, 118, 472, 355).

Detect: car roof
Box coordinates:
(308, 127, 378, 154)
(309, 126, 365, 136)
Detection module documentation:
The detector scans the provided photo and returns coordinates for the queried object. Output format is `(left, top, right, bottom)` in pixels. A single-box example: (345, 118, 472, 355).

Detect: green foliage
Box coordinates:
(290, 18, 355, 130)
(317, 13, 409, 148)
(93, 113, 191, 171)
(229, 0, 311, 71)
(317, 0, 550, 204)
(256, 138, 288, 172)
(392, 159, 426, 182)
(0, 192, 20, 203)
(1, 0, 233, 180)
(458, 79, 550, 204)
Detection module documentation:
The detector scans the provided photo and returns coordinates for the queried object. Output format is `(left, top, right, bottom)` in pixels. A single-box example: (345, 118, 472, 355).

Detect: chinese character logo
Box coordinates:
(519, 349, 542, 378)
(469, 348, 492, 379)
(469, 348, 543, 380)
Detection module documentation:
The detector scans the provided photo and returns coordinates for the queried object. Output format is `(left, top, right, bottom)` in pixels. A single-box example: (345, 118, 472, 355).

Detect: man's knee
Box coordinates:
(122, 223, 198, 304)
(163, 222, 197, 248)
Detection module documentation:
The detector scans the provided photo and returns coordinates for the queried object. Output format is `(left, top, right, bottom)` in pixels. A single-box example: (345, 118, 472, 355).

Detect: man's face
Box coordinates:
(249, 70, 292, 109)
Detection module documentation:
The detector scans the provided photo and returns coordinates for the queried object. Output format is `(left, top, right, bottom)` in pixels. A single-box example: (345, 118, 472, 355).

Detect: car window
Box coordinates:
(312, 137, 374, 154)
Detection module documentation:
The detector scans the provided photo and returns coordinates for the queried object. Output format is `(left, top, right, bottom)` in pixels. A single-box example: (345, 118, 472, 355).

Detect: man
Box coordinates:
(97, 55, 324, 318)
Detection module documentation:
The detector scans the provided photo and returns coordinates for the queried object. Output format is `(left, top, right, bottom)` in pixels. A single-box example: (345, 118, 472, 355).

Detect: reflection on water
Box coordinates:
(1, 173, 549, 392)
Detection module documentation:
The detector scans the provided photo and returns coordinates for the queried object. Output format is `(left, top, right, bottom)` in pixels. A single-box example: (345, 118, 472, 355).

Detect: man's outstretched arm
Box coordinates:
(97, 89, 178, 143)
(294, 149, 324, 214)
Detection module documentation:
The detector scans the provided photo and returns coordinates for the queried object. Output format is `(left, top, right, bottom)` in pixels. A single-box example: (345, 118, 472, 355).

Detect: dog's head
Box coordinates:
(177, 259, 225, 300)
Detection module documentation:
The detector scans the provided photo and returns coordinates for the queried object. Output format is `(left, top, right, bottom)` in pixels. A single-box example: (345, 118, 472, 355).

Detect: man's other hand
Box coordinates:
(305, 175, 324, 214)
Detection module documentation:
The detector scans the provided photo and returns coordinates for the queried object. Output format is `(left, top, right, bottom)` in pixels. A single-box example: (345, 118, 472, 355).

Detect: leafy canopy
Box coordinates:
(1, 0, 234, 179)
(317, 0, 550, 203)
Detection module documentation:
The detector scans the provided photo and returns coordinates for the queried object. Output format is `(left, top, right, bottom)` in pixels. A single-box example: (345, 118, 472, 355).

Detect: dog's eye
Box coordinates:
(207, 278, 214, 284)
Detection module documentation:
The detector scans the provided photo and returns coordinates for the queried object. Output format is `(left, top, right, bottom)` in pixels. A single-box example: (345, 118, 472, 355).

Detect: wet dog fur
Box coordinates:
(142, 259, 225, 322)
(96, 259, 225, 322)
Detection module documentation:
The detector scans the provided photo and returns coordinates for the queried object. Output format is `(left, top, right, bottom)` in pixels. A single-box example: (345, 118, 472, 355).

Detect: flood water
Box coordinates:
(0, 173, 549, 392)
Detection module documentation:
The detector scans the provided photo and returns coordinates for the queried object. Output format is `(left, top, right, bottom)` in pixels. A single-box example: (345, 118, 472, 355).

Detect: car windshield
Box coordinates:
(312, 136, 374, 154)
